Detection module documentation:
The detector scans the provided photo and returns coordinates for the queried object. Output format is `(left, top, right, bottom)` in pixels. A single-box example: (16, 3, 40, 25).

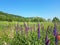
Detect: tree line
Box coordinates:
(0, 11, 60, 22)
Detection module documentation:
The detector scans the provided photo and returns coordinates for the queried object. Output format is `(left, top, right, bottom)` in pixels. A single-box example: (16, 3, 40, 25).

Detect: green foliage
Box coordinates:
(52, 17, 60, 22)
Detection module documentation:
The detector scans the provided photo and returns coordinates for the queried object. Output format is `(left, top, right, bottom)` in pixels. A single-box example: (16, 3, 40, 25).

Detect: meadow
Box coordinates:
(0, 21, 60, 45)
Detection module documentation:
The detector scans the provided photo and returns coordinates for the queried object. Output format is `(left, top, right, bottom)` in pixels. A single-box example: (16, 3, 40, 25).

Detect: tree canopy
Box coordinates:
(52, 17, 60, 22)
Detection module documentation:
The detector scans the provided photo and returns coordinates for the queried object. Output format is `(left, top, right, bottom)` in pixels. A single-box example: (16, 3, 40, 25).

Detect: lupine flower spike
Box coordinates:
(45, 35, 50, 45)
(24, 22, 28, 36)
(45, 26, 50, 45)
(38, 22, 40, 39)
(55, 35, 58, 45)
(53, 23, 58, 36)
(53, 23, 58, 45)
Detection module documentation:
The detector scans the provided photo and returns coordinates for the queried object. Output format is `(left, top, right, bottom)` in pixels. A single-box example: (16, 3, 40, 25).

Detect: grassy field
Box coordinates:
(0, 21, 60, 45)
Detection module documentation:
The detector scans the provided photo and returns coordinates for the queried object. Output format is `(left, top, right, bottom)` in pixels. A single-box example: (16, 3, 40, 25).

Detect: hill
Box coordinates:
(0, 11, 46, 22)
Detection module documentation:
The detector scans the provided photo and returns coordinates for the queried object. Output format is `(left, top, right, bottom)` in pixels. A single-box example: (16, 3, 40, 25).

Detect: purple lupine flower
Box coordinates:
(45, 33, 50, 45)
(45, 26, 50, 45)
(45, 39, 50, 45)
(53, 23, 58, 36)
(55, 35, 58, 45)
(38, 22, 40, 39)
(53, 23, 58, 45)
(24, 22, 28, 36)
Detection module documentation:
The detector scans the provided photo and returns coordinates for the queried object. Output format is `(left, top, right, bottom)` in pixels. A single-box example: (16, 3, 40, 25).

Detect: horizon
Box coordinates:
(0, 0, 60, 19)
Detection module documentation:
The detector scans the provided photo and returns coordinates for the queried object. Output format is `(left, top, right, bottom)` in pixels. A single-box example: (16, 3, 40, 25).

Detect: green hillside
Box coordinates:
(0, 11, 25, 21)
(0, 11, 60, 22)
(0, 11, 46, 22)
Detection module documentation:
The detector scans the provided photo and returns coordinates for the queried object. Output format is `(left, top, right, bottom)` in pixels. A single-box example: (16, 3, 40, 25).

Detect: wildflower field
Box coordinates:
(0, 21, 60, 45)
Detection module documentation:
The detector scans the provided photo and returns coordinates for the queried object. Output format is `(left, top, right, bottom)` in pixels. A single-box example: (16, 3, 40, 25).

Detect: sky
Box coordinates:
(0, 0, 60, 19)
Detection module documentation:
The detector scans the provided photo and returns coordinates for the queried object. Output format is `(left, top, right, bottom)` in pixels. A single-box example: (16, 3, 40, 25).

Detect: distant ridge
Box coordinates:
(0, 11, 24, 18)
(0, 11, 46, 22)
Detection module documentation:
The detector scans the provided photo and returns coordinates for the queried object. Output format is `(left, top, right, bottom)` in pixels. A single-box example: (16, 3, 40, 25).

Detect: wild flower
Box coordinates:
(53, 23, 58, 45)
(53, 24, 58, 36)
(55, 35, 58, 45)
(24, 22, 28, 36)
(15, 23, 19, 34)
(38, 22, 40, 39)
(45, 32, 50, 45)
(45, 26, 50, 45)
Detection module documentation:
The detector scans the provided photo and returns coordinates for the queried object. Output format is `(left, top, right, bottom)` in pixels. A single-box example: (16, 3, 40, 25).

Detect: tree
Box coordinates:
(52, 17, 60, 22)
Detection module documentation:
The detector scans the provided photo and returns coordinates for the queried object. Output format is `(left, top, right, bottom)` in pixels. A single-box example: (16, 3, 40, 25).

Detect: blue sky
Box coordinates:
(0, 0, 60, 19)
